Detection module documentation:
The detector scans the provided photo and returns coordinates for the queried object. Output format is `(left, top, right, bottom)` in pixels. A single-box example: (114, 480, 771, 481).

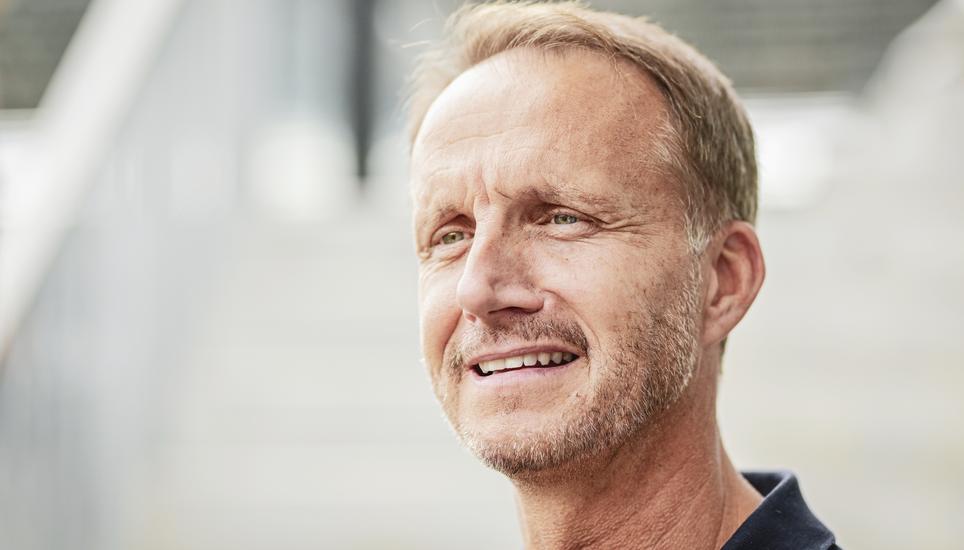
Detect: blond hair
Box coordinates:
(407, 1, 757, 250)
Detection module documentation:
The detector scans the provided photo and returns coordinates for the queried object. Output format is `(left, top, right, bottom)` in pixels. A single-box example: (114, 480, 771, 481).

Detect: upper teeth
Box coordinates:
(478, 352, 576, 374)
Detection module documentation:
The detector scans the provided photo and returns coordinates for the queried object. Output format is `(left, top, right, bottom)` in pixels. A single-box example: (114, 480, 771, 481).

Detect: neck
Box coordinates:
(510, 360, 762, 550)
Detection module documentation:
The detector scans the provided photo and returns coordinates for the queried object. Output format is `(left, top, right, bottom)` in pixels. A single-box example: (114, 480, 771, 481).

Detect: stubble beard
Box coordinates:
(431, 264, 704, 478)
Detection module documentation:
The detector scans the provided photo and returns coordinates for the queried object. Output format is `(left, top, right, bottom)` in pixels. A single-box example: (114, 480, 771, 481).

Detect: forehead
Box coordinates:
(410, 47, 673, 210)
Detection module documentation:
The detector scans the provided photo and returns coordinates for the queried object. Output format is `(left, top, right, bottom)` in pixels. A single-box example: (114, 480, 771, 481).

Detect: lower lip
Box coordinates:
(467, 358, 582, 388)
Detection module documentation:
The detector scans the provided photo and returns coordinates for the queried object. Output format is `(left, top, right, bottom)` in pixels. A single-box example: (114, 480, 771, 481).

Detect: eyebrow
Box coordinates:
(416, 170, 643, 229)
(415, 204, 465, 245)
(529, 184, 628, 216)
(415, 185, 630, 240)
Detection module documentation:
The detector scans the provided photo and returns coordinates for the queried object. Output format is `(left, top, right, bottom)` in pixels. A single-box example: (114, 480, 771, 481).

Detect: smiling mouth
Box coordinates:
(472, 352, 579, 377)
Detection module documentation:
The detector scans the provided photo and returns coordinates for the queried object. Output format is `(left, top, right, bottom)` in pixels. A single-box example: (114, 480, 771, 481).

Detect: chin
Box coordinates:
(462, 430, 574, 476)
(454, 408, 618, 477)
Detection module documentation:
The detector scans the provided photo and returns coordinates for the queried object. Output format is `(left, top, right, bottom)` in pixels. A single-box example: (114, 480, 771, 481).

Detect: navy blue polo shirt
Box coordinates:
(723, 471, 841, 550)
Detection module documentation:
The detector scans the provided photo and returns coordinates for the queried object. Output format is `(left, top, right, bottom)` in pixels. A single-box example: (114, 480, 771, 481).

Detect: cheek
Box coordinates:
(418, 268, 463, 373)
(532, 240, 673, 333)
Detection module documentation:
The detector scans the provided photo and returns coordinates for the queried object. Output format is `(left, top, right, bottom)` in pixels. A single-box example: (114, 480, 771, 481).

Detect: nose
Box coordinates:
(456, 230, 544, 324)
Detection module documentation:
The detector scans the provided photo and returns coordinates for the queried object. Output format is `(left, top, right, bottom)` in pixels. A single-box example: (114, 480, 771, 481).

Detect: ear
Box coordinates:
(701, 221, 766, 348)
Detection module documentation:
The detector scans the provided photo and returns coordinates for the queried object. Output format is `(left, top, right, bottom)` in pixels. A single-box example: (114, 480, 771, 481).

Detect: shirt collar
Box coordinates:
(721, 470, 839, 550)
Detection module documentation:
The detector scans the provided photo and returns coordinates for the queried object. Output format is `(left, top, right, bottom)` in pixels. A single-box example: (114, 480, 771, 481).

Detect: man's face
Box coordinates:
(411, 49, 705, 475)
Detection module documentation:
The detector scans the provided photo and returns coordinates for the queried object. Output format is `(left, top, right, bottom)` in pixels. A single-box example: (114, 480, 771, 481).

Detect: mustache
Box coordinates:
(448, 317, 589, 370)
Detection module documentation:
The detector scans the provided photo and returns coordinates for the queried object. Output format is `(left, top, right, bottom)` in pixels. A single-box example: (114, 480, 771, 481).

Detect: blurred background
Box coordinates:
(0, 0, 962, 548)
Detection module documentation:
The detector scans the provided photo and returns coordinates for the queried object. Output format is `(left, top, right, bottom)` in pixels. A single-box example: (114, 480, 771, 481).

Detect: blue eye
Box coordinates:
(552, 213, 579, 225)
(440, 231, 466, 245)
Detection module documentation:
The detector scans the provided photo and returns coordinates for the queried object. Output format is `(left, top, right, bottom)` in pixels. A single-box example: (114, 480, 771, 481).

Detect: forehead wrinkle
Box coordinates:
(418, 125, 525, 165)
(414, 123, 537, 192)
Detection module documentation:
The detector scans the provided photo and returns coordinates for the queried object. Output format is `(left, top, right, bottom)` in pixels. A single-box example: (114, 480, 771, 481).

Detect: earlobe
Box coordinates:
(701, 221, 766, 347)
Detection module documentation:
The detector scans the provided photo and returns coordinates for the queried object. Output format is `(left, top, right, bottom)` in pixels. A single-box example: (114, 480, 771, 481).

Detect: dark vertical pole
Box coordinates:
(349, 0, 376, 187)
